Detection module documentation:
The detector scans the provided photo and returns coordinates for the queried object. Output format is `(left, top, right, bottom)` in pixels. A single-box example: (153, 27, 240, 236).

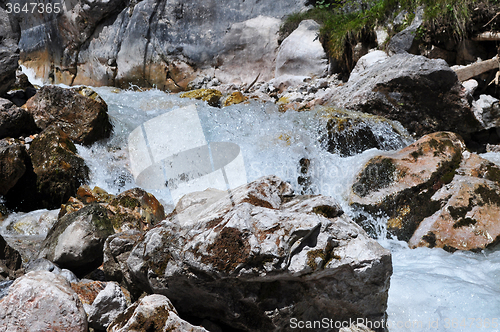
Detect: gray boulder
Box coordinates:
(0, 271, 87, 331)
(0, 98, 37, 139)
(0, 8, 20, 96)
(25, 258, 79, 283)
(87, 282, 129, 331)
(472, 94, 500, 130)
(275, 19, 328, 78)
(38, 203, 115, 276)
(333, 53, 480, 138)
(386, 7, 424, 55)
(107, 294, 209, 332)
(125, 176, 392, 331)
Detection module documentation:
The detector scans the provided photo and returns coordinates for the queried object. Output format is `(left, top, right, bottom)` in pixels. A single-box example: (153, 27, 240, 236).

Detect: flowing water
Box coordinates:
(4, 85, 500, 331)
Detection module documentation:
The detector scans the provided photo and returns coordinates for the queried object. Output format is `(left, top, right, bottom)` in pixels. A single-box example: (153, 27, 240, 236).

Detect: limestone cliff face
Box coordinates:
(16, 0, 308, 91)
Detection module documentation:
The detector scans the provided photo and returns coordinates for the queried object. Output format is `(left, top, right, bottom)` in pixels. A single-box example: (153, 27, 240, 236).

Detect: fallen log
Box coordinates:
(452, 56, 499, 82)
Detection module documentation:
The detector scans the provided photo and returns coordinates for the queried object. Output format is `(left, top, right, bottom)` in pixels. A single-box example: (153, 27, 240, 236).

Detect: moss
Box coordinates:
(447, 199, 473, 220)
(223, 91, 248, 107)
(475, 184, 500, 206)
(179, 89, 222, 107)
(410, 148, 424, 160)
(485, 163, 500, 184)
(203, 227, 250, 273)
(452, 217, 477, 228)
(312, 205, 343, 218)
(353, 156, 396, 197)
(422, 231, 437, 248)
(306, 242, 340, 270)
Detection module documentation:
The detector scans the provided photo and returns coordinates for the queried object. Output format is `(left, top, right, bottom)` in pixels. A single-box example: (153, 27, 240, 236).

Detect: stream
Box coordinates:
(3, 84, 500, 331)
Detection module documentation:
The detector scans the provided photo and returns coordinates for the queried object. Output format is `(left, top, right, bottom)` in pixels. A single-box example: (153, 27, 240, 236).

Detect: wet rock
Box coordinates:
(25, 85, 112, 145)
(0, 99, 37, 139)
(409, 152, 500, 251)
(351, 132, 465, 241)
(0, 234, 23, 280)
(103, 230, 142, 299)
(60, 186, 165, 233)
(333, 53, 480, 138)
(107, 294, 209, 332)
(275, 20, 327, 78)
(0, 280, 13, 300)
(222, 91, 248, 107)
(87, 282, 129, 331)
(0, 271, 87, 331)
(0, 8, 20, 97)
(26, 125, 89, 209)
(319, 108, 412, 157)
(126, 176, 391, 331)
(0, 139, 29, 196)
(472, 94, 500, 130)
(38, 203, 115, 276)
(6, 209, 59, 237)
(180, 89, 222, 107)
(26, 258, 79, 283)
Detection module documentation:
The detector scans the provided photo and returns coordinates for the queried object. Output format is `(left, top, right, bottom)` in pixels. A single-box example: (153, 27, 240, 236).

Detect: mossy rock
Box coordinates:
(179, 89, 222, 107)
(223, 91, 248, 107)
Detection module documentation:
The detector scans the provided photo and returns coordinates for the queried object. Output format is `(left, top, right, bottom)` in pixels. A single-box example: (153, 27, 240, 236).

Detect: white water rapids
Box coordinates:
(4, 86, 500, 331)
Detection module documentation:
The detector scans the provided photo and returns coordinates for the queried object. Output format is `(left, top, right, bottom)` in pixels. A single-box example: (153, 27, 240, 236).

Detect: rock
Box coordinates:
(340, 324, 376, 332)
(0, 234, 23, 280)
(462, 79, 478, 98)
(38, 203, 115, 276)
(387, 6, 423, 55)
(421, 45, 456, 65)
(25, 85, 112, 145)
(333, 53, 480, 138)
(126, 176, 392, 331)
(18, 0, 307, 88)
(269, 74, 311, 93)
(0, 271, 87, 331)
(107, 294, 209, 332)
(0, 8, 20, 96)
(0, 280, 13, 300)
(180, 89, 222, 107)
(0, 99, 37, 139)
(71, 279, 106, 314)
(472, 94, 500, 130)
(409, 152, 500, 251)
(215, 15, 282, 84)
(351, 132, 465, 241)
(25, 258, 79, 283)
(103, 230, 143, 300)
(6, 209, 59, 237)
(275, 20, 327, 78)
(222, 91, 248, 107)
(60, 186, 165, 233)
(87, 282, 129, 331)
(348, 51, 388, 83)
(0, 139, 29, 196)
(319, 108, 412, 157)
(24, 125, 89, 209)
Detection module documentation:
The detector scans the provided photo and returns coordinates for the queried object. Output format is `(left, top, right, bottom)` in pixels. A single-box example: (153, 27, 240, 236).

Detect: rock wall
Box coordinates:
(15, 0, 309, 90)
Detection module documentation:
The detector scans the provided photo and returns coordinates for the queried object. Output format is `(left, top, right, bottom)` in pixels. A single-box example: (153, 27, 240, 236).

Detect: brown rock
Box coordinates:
(0, 139, 28, 196)
(26, 85, 112, 145)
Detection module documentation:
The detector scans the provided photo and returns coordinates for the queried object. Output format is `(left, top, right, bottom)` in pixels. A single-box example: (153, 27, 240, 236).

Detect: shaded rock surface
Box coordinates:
(0, 234, 23, 280)
(87, 282, 129, 331)
(0, 8, 20, 97)
(25, 85, 112, 145)
(124, 176, 391, 331)
(351, 131, 500, 251)
(333, 53, 480, 138)
(107, 294, 208, 332)
(0, 99, 37, 139)
(0, 271, 87, 331)
(275, 19, 327, 78)
(38, 203, 115, 276)
(25, 258, 79, 283)
(0, 139, 29, 196)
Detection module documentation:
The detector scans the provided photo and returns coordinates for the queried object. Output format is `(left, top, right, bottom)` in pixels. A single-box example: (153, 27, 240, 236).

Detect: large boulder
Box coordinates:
(0, 139, 29, 196)
(275, 19, 328, 78)
(0, 98, 37, 139)
(333, 53, 481, 138)
(125, 176, 392, 331)
(27, 125, 89, 209)
(0, 8, 20, 97)
(25, 85, 112, 145)
(0, 271, 88, 331)
(38, 203, 115, 276)
(351, 131, 500, 251)
(107, 294, 209, 332)
(87, 282, 129, 331)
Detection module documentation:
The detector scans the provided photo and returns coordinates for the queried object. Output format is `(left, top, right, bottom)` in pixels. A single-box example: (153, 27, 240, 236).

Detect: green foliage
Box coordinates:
(281, 0, 498, 61)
